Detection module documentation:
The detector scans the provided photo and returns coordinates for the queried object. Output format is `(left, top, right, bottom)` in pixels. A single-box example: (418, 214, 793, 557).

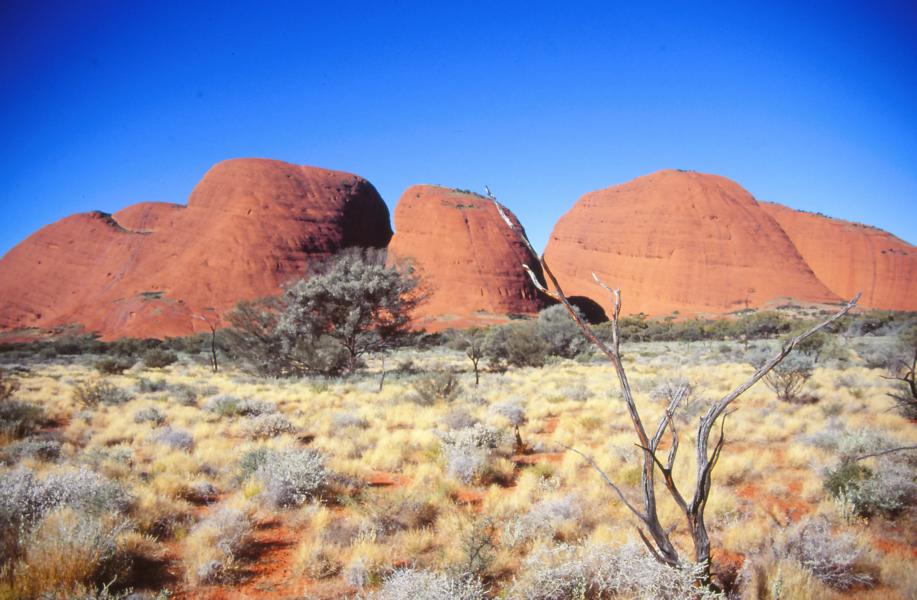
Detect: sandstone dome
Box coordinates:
(543, 170, 841, 317)
(0, 159, 393, 339)
(387, 185, 546, 329)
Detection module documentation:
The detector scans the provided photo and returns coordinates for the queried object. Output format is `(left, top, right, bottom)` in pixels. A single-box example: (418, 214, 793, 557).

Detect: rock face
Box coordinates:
(0, 159, 392, 339)
(544, 170, 841, 317)
(388, 185, 546, 329)
(761, 202, 916, 310)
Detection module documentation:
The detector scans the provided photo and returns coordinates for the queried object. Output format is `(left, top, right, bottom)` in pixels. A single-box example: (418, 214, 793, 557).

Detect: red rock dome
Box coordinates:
(387, 185, 546, 329)
(761, 202, 916, 311)
(543, 170, 840, 316)
(0, 159, 392, 339)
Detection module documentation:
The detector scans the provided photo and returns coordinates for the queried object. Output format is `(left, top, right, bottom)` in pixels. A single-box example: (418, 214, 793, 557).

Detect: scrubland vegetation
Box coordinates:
(0, 254, 915, 599)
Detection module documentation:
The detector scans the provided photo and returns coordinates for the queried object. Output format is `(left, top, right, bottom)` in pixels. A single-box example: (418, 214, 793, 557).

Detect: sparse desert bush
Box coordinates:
(203, 394, 276, 417)
(135, 377, 167, 393)
(536, 304, 590, 358)
(243, 413, 295, 438)
(363, 568, 486, 600)
(142, 348, 178, 368)
(0, 398, 45, 439)
(94, 357, 134, 375)
(502, 494, 582, 547)
(330, 411, 370, 430)
(779, 516, 873, 590)
(508, 542, 723, 600)
(885, 323, 917, 419)
(72, 380, 132, 408)
(255, 448, 329, 507)
(411, 370, 462, 405)
(0, 367, 20, 401)
(0, 436, 62, 464)
(133, 406, 166, 425)
(0, 467, 131, 565)
(149, 427, 195, 451)
(442, 407, 479, 430)
(0, 508, 133, 599)
(183, 506, 253, 584)
(167, 382, 199, 406)
(448, 328, 487, 385)
(490, 400, 527, 450)
(484, 322, 549, 368)
(438, 423, 506, 483)
(757, 352, 816, 403)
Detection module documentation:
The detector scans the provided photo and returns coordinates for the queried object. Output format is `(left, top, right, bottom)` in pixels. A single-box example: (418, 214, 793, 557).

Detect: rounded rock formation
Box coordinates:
(761, 202, 916, 310)
(388, 185, 546, 329)
(0, 158, 393, 339)
(544, 170, 840, 316)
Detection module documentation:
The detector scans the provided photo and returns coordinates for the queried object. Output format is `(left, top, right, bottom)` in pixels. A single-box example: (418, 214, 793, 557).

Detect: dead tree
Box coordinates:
(193, 312, 220, 373)
(488, 188, 860, 584)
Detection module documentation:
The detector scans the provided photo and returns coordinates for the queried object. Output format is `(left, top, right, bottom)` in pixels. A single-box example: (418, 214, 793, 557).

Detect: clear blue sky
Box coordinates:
(1, 0, 915, 258)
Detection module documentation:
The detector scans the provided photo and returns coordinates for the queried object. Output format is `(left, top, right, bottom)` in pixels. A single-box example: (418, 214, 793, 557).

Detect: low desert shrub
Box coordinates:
(760, 353, 816, 403)
(0, 508, 133, 599)
(135, 377, 167, 393)
(0, 368, 20, 401)
(502, 494, 582, 547)
(142, 348, 178, 369)
(183, 506, 252, 584)
(94, 357, 134, 375)
(508, 542, 723, 600)
(0, 436, 62, 464)
(149, 427, 195, 451)
(330, 412, 370, 431)
(133, 406, 166, 426)
(824, 456, 916, 517)
(203, 394, 276, 417)
(779, 516, 873, 590)
(484, 322, 549, 368)
(243, 413, 296, 438)
(255, 448, 330, 507)
(438, 423, 506, 483)
(0, 398, 45, 439)
(362, 568, 486, 600)
(411, 370, 462, 406)
(72, 380, 132, 408)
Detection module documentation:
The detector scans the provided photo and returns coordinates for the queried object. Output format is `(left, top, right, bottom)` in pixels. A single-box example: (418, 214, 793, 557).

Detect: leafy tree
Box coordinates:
(225, 250, 420, 376)
(448, 328, 487, 385)
(483, 322, 549, 368)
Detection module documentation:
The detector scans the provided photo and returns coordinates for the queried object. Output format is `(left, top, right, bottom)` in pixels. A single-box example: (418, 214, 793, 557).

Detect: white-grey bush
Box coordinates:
(203, 394, 276, 417)
(0, 436, 62, 464)
(244, 413, 295, 438)
(331, 412, 370, 430)
(508, 542, 723, 600)
(363, 568, 486, 600)
(255, 448, 329, 507)
(489, 401, 526, 426)
(133, 406, 166, 425)
(149, 427, 194, 451)
(779, 516, 873, 590)
(502, 495, 581, 547)
(438, 424, 507, 483)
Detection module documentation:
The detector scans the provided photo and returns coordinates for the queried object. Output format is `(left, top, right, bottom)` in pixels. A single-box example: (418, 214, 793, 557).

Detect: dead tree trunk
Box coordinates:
(488, 188, 860, 585)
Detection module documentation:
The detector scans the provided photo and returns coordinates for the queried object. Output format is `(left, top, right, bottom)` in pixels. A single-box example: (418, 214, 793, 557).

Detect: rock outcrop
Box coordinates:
(761, 202, 916, 310)
(388, 185, 546, 329)
(0, 159, 392, 339)
(543, 170, 841, 317)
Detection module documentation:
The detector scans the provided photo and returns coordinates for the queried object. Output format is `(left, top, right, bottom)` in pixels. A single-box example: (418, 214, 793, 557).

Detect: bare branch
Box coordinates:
(560, 444, 646, 520)
(847, 445, 917, 463)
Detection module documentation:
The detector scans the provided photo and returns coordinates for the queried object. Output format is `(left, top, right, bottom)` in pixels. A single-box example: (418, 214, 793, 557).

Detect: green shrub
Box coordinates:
(72, 381, 131, 409)
(142, 349, 177, 369)
(94, 357, 134, 375)
(410, 371, 462, 406)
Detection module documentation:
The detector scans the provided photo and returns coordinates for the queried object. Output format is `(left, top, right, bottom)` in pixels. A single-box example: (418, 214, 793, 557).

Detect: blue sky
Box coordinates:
(1, 1, 915, 257)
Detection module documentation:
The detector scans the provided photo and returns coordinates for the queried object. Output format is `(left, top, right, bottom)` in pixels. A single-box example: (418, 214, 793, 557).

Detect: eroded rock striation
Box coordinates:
(0, 159, 392, 338)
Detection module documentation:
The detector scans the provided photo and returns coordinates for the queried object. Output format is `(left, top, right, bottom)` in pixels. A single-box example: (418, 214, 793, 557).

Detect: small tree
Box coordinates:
(762, 353, 816, 403)
(449, 328, 486, 386)
(277, 249, 422, 374)
(886, 323, 917, 419)
(488, 187, 860, 588)
(224, 297, 292, 376)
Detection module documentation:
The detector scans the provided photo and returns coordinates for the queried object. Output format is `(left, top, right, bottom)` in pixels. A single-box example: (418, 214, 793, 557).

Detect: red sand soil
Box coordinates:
(0, 158, 392, 339)
(544, 169, 843, 317)
(387, 185, 546, 330)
